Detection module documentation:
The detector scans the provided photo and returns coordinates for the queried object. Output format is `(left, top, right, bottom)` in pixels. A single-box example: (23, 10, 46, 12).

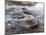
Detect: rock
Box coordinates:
(18, 15, 39, 28)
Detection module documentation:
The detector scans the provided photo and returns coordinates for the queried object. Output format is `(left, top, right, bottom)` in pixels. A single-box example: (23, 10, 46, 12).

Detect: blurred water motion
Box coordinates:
(5, 1, 44, 34)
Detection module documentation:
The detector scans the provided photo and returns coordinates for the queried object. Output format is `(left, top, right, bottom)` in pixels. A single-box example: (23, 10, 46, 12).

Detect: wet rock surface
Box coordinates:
(5, 14, 44, 34)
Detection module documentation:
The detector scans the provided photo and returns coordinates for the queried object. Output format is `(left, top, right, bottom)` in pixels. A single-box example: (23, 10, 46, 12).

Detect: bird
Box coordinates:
(22, 8, 32, 15)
